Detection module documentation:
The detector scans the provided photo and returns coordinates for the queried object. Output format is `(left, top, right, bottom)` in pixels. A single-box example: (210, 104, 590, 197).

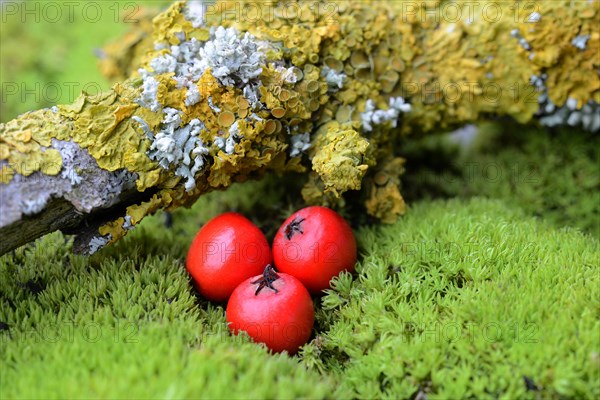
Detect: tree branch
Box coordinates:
(1, 0, 598, 256)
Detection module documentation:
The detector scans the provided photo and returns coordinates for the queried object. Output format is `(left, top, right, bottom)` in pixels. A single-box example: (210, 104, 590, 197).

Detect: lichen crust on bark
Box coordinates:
(1, 0, 598, 254)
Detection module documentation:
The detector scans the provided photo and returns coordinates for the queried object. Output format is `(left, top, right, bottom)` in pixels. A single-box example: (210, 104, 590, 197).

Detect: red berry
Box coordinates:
(186, 212, 271, 302)
(226, 265, 314, 354)
(272, 206, 357, 294)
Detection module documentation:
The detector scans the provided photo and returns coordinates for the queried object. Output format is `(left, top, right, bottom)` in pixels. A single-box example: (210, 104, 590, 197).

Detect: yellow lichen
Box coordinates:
(0, 144, 10, 160)
(271, 108, 286, 119)
(520, 2, 600, 106)
(85, 0, 600, 230)
(218, 111, 236, 127)
(2, 0, 598, 248)
(99, 194, 164, 243)
(364, 157, 407, 224)
(98, 217, 126, 238)
(40, 149, 63, 176)
(310, 123, 374, 197)
(0, 165, 14, 184)
(365, 180, 407, 224)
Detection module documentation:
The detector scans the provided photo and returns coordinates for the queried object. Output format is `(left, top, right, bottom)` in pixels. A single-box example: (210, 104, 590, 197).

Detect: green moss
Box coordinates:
(310, 198, 599, 398)
(1, 194, 598, 398)
(0, 205, 330, 398)
(400, 123, 600, 237)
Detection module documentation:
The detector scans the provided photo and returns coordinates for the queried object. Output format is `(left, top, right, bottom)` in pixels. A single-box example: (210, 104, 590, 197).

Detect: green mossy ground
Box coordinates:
(1, 134, 599, 397)
(400, 122, 600, 237)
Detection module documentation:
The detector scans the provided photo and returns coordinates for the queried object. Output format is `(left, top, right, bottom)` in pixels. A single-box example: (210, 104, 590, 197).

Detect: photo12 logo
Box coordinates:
(1, 1, 140, 24)
(201, 240, 270, 263)
(1, 81, 104, 105)
(203, 1, 339, 24)
(398, 1, 542, 24)
(405, 321, 539, 344)
(1, 320, 139, 344)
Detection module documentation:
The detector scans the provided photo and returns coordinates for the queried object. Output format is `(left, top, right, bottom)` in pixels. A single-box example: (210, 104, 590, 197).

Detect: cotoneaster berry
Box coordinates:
(186, 212, 271, 302)
(226, 265, 314, 354)
(272, 206, 356, 294)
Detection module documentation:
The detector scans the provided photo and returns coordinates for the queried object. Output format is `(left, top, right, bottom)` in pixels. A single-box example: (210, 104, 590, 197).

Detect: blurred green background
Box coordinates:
(0, 0, 171, 122)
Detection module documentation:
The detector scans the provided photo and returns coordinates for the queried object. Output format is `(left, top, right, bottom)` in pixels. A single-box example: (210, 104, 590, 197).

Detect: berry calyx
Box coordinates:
(251, 264, 279, 295)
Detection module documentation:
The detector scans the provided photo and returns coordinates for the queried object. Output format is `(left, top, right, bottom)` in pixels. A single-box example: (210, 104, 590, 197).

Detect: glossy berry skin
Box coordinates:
(272, 206, 356, 294)
(226, 268, 314, 354)
(186, 212, 271, 302)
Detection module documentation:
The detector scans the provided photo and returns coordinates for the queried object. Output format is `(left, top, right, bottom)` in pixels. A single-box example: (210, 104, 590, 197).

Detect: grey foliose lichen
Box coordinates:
(290, 133, 311, 157)
(88, 234, 112, 255)
(134, 23, 270, 192)
(145, 108, 210, 191)
(571, 34, 591, 50)
(197, 26, 267, 87)
(321, 66, 346, 90)
(360, 97, 411, 132)
(184, 0, 206, 28)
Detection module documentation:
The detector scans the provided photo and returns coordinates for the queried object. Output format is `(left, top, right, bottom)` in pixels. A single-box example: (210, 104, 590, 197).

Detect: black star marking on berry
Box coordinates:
(285, 217, 305, 240)
(252, 264, 280, 295)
